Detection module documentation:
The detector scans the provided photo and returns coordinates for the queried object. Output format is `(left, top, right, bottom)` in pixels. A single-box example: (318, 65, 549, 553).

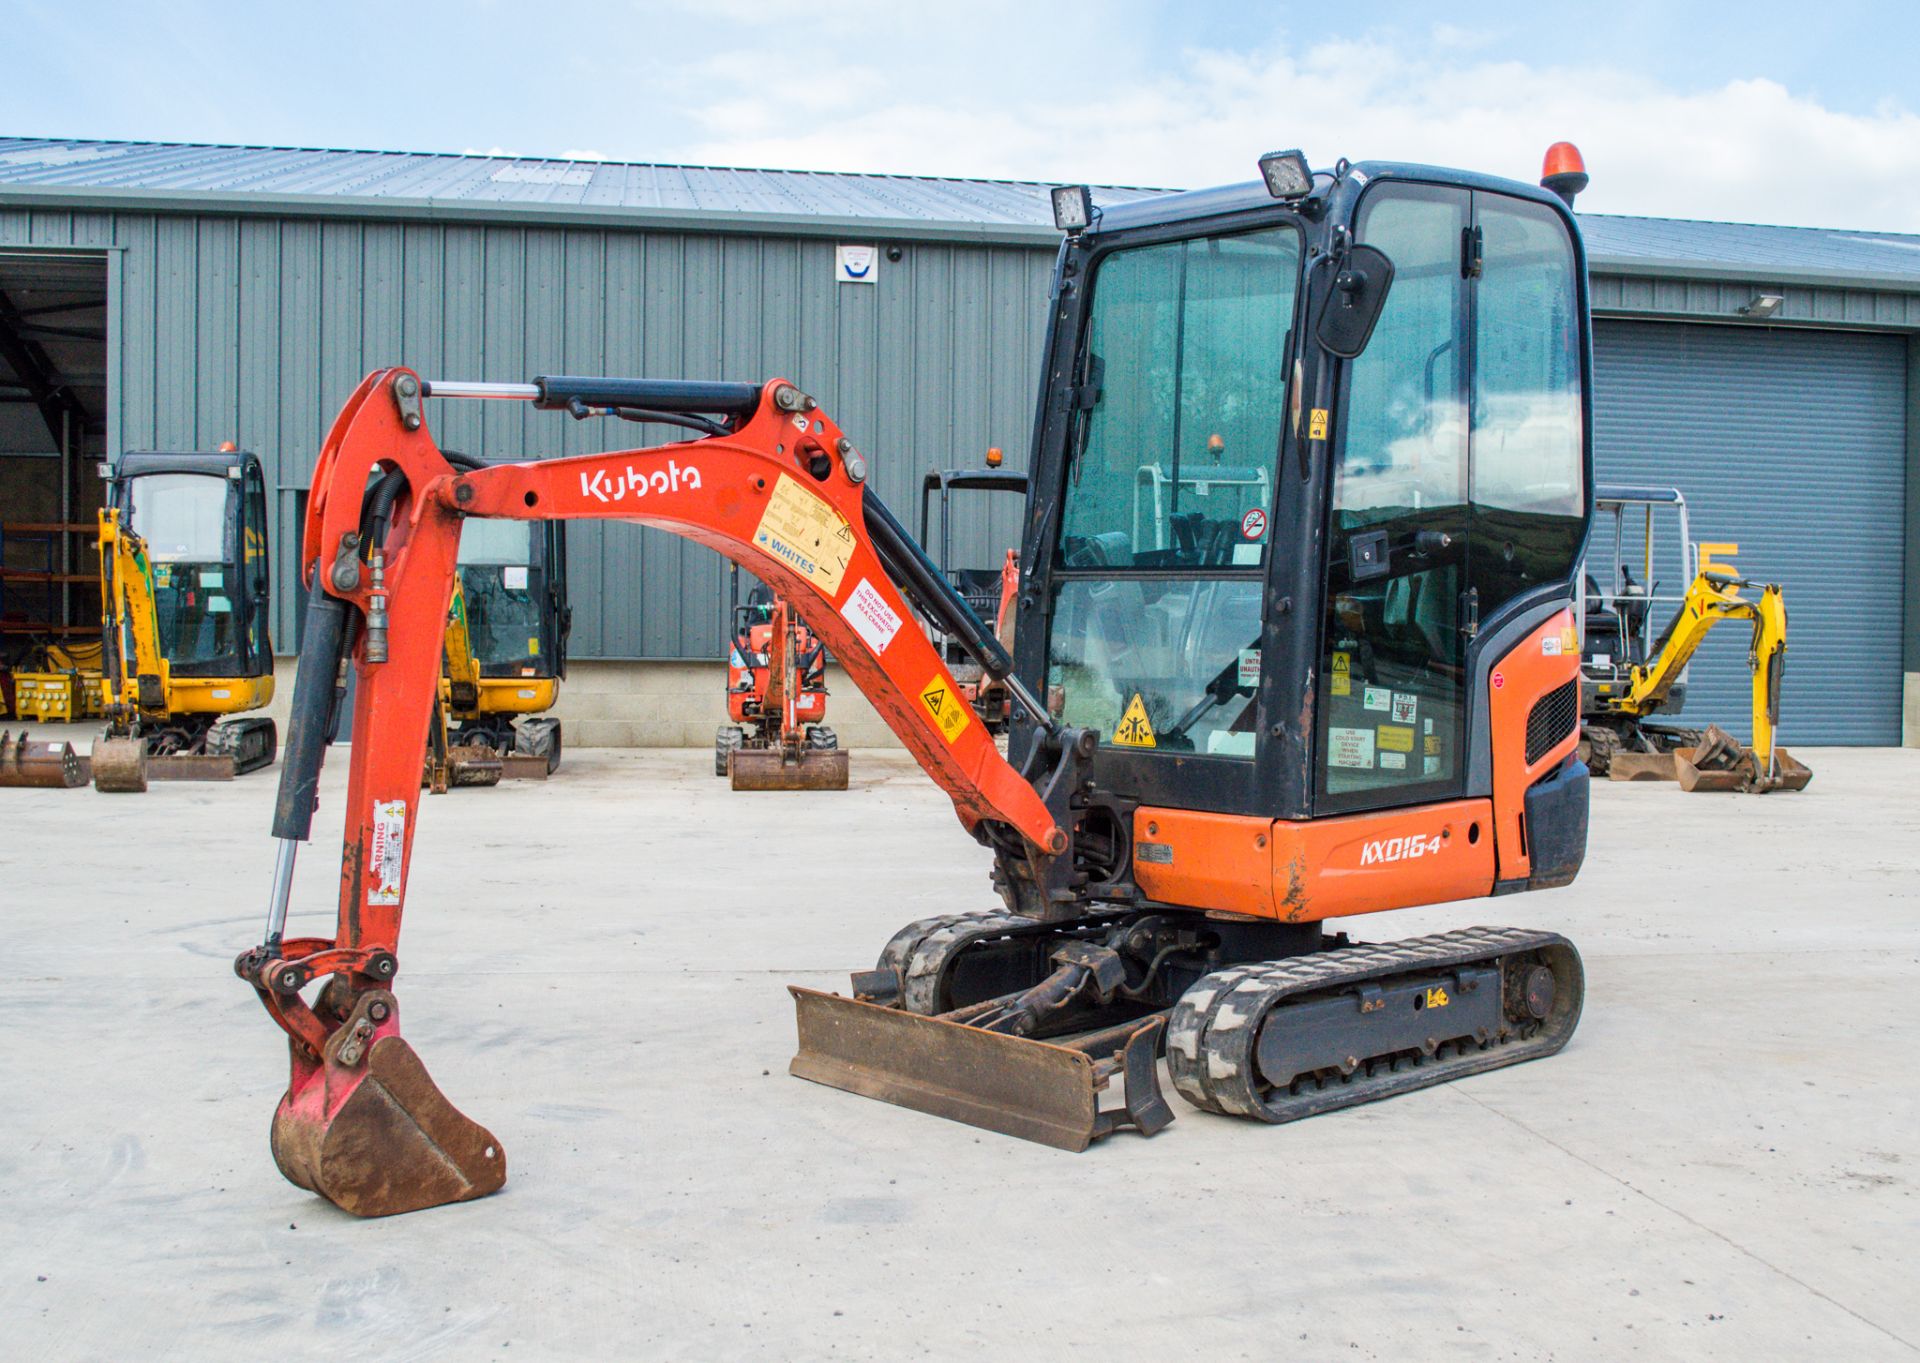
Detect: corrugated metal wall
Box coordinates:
(0, 207, 1053, 657)
(1592, 319, 1908, 744)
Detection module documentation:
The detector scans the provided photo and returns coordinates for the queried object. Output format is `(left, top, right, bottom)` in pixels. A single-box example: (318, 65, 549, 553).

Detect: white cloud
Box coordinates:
(664, 33, 1920, 231)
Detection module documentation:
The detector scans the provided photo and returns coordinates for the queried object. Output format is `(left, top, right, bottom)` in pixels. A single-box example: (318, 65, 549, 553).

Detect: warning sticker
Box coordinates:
(1424, 755, 1443, 776)
(1561, 625, 1578, 652)
(1424, 734, 1441, 756)
(841, 578, 903, 656)
(1542, 634, 1562, 657)
(368, 799, 407, 906)
(1113, 693, 1157, 748)
(1308, 408, 1330, 441)
(1237, 648, 1261, 688)
(1330, 651, 1351, 697)
(1379, 751, 1407, 771)
(1391, 691, 1417, 724)
(754, 474, 855, 597)
(1377, 725, 1414, 753)
(1362, 685, 1391, 712)
(1328, 726, 1374, 768)
(919, 674, 973, 745)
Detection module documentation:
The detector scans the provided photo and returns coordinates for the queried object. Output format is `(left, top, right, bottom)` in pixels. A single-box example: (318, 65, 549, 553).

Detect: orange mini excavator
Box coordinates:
(716, 567, 846, 789)
(239, 147, 1596, 1217)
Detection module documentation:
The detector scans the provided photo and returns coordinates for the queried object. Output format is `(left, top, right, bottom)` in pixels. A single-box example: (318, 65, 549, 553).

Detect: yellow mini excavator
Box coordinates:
(1579, 485, 1810, 792)
(91, 448, 278, 792)
(423, 451, 570, 791)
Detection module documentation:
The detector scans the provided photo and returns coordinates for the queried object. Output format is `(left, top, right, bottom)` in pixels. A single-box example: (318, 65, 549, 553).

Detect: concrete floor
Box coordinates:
(2, 736, 1916, 1361)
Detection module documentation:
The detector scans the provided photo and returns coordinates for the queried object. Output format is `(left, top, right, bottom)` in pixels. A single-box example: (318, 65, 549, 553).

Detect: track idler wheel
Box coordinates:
(91, 735, 149, 792)
(269, 990, 505, 1217)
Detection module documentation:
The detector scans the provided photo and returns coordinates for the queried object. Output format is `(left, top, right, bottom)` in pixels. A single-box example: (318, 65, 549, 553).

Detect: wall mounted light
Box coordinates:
(1741, 293, 1784, 319)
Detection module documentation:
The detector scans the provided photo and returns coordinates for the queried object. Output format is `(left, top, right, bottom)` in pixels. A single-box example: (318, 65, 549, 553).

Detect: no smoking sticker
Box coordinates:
(1240, 508, 1267, 540)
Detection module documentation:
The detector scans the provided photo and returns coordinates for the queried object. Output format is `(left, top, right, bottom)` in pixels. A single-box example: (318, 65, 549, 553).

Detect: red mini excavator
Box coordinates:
(716, 567, 846, 789)
(238, 147, 1597, 1217)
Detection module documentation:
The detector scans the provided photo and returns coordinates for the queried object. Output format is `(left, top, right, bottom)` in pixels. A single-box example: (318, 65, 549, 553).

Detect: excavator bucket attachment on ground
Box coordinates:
(1674, 725, 1813, 794)
(90, 735, 148, 792)
(730, 748, 849, 791)
(789, 986, 1171, 1152)
(0, 731, 86, 788)
(1606, 752, 1677, 782)
(269, 991, 505, 1218)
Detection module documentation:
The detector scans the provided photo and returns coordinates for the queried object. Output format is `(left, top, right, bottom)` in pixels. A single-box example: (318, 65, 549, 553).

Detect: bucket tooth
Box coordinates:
(730, 747, 848, 791)
(269, 991, 504, 1217)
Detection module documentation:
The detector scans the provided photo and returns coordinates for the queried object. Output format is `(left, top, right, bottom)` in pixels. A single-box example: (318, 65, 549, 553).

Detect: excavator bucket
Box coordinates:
(90, 735, 149, 792)
(1673, 725, 1813, 794)
(730, 748, 849, 791)
(0, 731, 86, 788)
(269, 990, 505, 1218)
(789, 986, 1171, 1152)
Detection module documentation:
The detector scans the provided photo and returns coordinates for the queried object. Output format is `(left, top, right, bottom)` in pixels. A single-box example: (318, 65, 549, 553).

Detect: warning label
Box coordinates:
(1330, 650, 1351, 697)
(1113, 693, 1157, 748)
(1308, 408, 1330, 441)
(1377, 725, 1414, 753)
(368, 798, 407, 906)
(919, 674, 973, 744)
(841, 577, 903, 656)
(754, 475, 854, 597)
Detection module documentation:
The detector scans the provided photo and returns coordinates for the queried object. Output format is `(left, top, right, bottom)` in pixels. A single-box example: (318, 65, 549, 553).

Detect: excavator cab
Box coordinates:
(241, 150, 1602, 1217)
(90, 448, 277, 790)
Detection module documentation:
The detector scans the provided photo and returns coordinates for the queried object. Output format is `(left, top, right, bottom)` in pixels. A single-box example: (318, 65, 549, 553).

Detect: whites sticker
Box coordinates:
(1328, 726, 1375, 769)
(1362, 686, 1391, 712)
(841, 577, 904, 656)
(368, 799, 407, 906)
(1379, 751, 1407, 770)
(1391, 691, 1417, 724)
(1542, 634, 1562, 656)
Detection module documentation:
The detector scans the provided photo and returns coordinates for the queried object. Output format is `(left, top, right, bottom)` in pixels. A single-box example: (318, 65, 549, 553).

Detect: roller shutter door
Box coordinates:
(1592, 320, 1906, 744)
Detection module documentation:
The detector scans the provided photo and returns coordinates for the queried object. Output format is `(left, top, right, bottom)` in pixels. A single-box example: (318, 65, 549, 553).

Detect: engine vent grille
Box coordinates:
(1525, 680, 1579, 766)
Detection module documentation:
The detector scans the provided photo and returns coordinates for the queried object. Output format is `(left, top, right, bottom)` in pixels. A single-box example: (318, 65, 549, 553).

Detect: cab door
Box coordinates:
(1315, 184, 1585, 813)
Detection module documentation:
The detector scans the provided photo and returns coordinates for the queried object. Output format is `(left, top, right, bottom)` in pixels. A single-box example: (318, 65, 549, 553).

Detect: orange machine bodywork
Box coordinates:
(1132, 610, 1581, 922)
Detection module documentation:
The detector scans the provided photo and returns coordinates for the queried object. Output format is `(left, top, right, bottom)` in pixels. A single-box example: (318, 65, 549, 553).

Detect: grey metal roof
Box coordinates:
(3, 137, 1919, 287)
(0, 136, 1163, 243)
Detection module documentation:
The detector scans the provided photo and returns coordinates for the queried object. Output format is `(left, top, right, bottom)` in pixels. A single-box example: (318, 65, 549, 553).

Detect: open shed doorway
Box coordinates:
(0, 249, 108, 698)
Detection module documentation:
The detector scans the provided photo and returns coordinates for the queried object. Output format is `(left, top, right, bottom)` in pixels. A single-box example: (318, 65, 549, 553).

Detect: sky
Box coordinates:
(8, 0, 1920, 231)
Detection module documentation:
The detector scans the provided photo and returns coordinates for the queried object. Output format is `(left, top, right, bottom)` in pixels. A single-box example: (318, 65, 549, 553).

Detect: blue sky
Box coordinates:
(11, 0, 1920, 229)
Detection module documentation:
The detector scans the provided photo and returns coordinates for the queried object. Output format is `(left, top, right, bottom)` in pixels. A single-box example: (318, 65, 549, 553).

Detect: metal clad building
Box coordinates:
(1, 137, 1916, 745)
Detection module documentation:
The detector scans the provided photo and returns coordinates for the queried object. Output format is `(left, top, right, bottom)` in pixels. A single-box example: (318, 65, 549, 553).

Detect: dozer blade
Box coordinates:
(270, 991, 504, 1218)
(90, 736, 149, 792)
(498, 752, 550, 780)
(731, 748, 849, 791)
(789, 986, 1170, 1152)
(146, 753, 241, 781)
(0, 731, 86, 788)
(1606, 752, 1677, 782)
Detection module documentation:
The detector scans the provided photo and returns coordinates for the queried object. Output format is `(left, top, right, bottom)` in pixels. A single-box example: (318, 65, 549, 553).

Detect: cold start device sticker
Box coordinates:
(1113, 693, 1157, 748)
(754, 474, 855, 597)
(919, 674, 973, 744)
(841, 578, 903, 656)
(368, 798, 407, 906)
(1327, 726, 1375, 768)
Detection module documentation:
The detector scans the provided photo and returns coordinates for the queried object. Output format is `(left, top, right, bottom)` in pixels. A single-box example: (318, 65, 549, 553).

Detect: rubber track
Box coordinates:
(1165, 926, 1582, 1122)
(876, 911, 1039, 1015)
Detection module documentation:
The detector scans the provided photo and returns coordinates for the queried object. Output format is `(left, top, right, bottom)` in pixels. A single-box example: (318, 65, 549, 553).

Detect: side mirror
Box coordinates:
(1311, 244, 1396, 359)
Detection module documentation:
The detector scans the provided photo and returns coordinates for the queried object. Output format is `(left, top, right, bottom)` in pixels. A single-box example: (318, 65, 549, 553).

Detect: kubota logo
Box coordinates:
(580, 459, 702, 504)
(1359, 833, 1443, 866)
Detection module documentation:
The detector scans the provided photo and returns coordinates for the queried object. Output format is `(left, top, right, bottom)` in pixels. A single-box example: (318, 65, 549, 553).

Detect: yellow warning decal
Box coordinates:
(754, 474, 855, 597)
(1424, 734, 1441, 756)
(1377, 724, 1414, 753)
(1308, 408, 1330, 441)
(1560, 625, 1577, 652)
(1330, 650, 1351, 697)
(1424, 986, 1450, 1010)
(1113, 693, 1157, 748)
(919, 673, 973, 745)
